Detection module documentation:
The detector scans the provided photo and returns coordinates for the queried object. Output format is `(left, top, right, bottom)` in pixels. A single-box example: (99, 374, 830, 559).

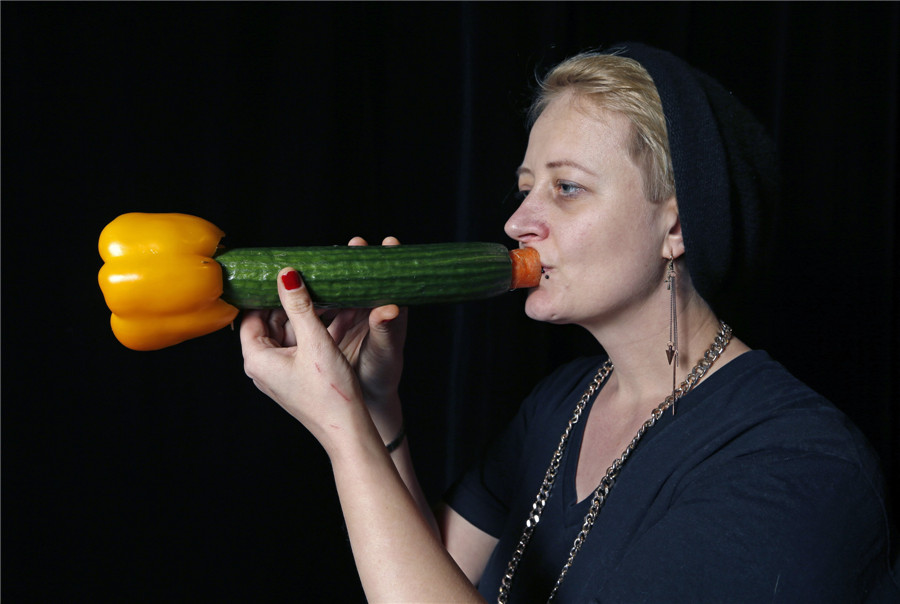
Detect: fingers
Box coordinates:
(266, 308, 298, 347)
(276, 267, 334, 349)
(346, 236, 401, 247)
(371, 237, 404, 333)
(239, 307, 297, 349)
(368, 303, 408, 352)
(362, 237, 404, 346)
(326, 307, 368, 344)
(370, 304, 401, 326)
(276, 237, 401, 347)
(260, 308, 284, 343)
(239, 309, 286, 362)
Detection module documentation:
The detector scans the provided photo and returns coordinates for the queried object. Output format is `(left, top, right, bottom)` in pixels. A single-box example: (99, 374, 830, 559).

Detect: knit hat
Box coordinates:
(612, 43, 778, 304)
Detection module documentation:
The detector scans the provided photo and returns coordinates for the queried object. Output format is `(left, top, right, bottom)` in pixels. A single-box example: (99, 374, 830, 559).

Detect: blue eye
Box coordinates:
(557, 181, 582, 197)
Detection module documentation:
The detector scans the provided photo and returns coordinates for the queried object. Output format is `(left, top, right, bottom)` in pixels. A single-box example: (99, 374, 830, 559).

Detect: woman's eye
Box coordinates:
(514, 189, 530, 203)
(557, 181, 582, 197)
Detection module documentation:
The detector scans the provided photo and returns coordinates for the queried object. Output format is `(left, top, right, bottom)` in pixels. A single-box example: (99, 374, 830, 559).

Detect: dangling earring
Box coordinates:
(665, 255, 679, 414)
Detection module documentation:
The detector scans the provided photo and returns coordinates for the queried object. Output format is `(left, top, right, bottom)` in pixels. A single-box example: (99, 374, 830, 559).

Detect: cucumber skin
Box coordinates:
(216, 243, 514, 309)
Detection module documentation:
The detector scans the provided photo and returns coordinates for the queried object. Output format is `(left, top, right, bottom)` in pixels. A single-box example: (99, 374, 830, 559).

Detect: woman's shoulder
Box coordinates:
(695, 349, 842, 418)
(684, 349, 882, 478)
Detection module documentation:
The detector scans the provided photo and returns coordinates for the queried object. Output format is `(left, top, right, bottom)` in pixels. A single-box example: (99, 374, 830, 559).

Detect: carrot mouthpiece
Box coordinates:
(509, 247, 542, 289)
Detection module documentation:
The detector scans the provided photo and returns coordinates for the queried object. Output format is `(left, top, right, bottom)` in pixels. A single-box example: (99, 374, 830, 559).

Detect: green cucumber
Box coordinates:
(216, 243, 520, 308)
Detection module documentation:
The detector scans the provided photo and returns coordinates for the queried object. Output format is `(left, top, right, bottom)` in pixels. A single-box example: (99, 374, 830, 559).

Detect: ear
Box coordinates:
(660, 196, 685, 259)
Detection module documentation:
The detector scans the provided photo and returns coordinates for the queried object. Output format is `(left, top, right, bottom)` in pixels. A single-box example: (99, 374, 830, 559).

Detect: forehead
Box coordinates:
(523, 94, 634, 169)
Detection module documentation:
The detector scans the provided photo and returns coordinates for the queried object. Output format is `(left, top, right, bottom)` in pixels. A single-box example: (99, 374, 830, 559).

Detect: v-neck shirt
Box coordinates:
(445, 350, 894, 602)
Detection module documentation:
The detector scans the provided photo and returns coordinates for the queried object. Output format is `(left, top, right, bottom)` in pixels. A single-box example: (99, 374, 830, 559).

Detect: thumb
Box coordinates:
(368, 304, 408, 350)
(277, 268, 322, 342)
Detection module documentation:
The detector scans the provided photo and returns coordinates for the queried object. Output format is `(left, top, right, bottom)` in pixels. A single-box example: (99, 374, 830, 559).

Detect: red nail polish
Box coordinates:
(281, 270, 302, 290)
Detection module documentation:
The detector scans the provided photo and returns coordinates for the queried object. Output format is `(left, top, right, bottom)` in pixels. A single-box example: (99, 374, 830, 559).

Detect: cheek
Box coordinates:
(607, 206, 662, 259)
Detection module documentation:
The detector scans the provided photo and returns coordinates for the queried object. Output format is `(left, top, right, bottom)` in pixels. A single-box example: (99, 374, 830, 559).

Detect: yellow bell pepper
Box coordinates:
(98, 212, 239, 351)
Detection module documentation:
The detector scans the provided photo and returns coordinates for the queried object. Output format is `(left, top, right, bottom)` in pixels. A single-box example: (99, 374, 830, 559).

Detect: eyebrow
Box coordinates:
(516, 159, 599, 178)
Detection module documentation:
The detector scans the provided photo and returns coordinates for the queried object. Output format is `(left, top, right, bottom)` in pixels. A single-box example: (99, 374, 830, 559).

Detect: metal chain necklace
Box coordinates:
(497, 321, 733, 604)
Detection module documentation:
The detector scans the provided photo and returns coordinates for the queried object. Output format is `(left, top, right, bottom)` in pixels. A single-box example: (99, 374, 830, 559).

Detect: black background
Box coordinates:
(3, 2, 898, 600)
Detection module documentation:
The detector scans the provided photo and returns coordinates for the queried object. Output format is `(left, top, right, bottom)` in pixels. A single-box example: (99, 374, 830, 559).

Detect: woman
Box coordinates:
(240, 43, 896, 602)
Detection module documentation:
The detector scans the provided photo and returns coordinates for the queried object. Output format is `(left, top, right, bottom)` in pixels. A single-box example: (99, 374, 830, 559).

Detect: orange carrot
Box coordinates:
(509, 247, 541, 289)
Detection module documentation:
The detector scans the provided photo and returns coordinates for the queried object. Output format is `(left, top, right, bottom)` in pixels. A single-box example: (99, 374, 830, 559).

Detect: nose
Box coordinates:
(504, 193, 548, 243)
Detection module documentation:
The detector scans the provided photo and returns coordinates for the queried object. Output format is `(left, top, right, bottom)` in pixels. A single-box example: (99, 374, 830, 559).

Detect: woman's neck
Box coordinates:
(586, 287, 748, 410)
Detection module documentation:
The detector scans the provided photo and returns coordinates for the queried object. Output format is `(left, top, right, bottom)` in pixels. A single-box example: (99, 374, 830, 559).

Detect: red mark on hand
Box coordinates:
(330, 383, 351, 402)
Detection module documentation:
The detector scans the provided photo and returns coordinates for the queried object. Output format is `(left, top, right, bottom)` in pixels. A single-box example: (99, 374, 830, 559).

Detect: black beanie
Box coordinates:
(611, 43, 778, 304)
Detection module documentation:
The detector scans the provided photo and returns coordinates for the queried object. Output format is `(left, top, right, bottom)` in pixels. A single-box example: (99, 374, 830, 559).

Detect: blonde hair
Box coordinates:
(529, 52, 676, 203)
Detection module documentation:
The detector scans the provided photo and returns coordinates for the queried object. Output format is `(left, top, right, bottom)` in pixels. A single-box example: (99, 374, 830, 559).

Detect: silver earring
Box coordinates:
(666, 256, 679, 414)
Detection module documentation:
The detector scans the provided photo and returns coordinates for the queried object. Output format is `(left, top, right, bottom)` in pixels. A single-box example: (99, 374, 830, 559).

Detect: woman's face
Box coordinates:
(505, 93, 677, 332)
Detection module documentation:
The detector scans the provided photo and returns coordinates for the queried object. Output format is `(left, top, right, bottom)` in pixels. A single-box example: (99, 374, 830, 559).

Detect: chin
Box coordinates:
(524, 291, 567, 324)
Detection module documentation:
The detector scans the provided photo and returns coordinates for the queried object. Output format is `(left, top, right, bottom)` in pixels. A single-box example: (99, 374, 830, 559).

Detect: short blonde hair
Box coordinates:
(529, 52, 676, 203)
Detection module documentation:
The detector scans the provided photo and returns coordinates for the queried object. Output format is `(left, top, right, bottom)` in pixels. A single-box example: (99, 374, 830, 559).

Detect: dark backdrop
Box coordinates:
(3, 2, 898, 600)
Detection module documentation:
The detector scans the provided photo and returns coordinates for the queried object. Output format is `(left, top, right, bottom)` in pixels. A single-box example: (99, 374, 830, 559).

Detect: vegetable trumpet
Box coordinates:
(98, 213, 541, 351)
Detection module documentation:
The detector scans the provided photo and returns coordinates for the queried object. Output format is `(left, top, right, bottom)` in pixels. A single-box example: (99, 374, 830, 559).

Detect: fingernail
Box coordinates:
(281, 270, 302, 290)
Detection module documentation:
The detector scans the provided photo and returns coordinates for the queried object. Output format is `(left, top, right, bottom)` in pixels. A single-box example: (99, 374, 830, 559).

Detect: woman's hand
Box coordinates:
(323, 237, 408, 411)
(240, 242, 482, 603)
(239, 237, 408, 447)
(240, 265, 369, 450)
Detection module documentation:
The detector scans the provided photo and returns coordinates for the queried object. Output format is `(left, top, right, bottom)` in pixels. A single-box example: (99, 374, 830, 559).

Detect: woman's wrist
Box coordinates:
(384, 422, 406, 453)
(366, 393, 404, 444)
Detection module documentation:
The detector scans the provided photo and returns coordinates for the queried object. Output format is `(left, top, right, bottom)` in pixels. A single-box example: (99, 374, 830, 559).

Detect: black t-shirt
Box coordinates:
(446, 351, 895, 602)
